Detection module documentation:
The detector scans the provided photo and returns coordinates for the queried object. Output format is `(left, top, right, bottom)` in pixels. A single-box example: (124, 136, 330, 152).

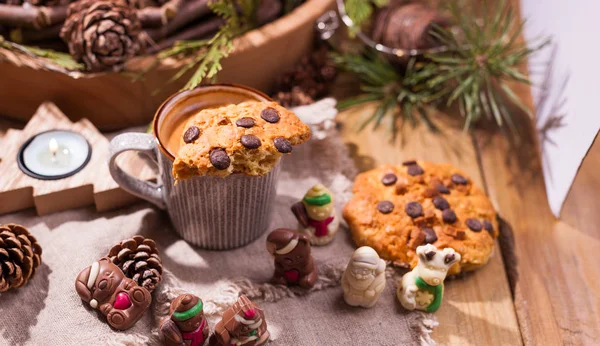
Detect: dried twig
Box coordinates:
(145, 0, 211, 41)
(147, 16, 223, 53)
(9, 23, 62, 43)
(137, 0, 184, 28)
(0, 4, 67, 29)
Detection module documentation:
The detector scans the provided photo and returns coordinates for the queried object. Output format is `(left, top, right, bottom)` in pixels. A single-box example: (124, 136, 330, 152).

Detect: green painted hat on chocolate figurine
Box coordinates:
(172, 300, 203, 321)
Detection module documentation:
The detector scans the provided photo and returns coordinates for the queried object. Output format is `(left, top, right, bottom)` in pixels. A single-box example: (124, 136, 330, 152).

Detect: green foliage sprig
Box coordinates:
(337, 0, 550, 135)
(333, 51, 444, 137)
(159, 0, 259, 90)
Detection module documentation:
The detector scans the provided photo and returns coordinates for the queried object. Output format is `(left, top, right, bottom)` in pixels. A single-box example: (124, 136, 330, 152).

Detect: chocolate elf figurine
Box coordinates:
(160, 294, 210, 346)
(266, 228, 318, 288)
(291, 184, 339, 246)
(75, 258, 152, 330)
(211, 295, 269, 346)
(397, 244, 460, 312)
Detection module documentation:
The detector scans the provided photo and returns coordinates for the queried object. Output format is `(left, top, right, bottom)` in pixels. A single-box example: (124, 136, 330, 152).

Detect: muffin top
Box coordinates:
(343, 160, 498, 276)
(173, 101, 310, 180)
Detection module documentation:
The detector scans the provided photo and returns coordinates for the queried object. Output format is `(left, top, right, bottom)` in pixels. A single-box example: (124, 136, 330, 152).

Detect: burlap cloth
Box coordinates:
(0, 100, 436, 346)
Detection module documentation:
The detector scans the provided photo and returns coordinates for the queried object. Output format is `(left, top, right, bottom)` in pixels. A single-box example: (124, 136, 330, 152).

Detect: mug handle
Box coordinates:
(108, 133, 166, 209)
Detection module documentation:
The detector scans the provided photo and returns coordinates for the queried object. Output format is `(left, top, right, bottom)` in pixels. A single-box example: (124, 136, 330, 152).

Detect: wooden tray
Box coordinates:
(0, 0, 335, 131)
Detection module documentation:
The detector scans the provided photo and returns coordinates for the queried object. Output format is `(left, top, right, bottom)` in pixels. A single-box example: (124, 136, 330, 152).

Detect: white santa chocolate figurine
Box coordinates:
(397, 244, 460, 313)
(341, 246, 386, 308)
(291, 184, 340, 246)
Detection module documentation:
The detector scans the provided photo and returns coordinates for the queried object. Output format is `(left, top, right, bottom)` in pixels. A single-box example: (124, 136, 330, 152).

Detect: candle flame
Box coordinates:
(49, 138, 59, 156)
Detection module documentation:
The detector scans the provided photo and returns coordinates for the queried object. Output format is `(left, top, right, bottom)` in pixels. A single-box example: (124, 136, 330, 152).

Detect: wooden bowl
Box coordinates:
(0, 0, 335, 131)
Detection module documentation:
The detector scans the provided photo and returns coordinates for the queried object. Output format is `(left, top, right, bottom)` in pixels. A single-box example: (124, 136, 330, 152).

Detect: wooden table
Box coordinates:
(336, 88, 600, 344)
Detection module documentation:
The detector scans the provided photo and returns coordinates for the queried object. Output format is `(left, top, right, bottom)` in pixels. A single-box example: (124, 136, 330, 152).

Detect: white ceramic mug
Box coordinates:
(108, 84, 280, 249)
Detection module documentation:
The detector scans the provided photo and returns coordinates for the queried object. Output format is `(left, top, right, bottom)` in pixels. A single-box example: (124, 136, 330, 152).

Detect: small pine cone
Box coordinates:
(60, 0, 142, 72)
(0, 224, 42, 292)
(107, 235, 162, 293)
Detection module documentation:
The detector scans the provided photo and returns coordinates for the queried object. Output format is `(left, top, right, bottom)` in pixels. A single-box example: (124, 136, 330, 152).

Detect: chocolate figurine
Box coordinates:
(212, 295, 269, 346)
(266, 228, 318, 288)
(75, 257, 151, 330)
(160, 294, 209, 346)
(341, 246, 386, 308)
(397, 244, 460, 312)
(291, 184, 339, 246)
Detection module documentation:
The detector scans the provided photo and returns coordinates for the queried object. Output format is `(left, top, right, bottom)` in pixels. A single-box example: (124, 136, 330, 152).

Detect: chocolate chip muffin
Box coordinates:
(173, 101, 310, 180)
(343, 161, 498, 275)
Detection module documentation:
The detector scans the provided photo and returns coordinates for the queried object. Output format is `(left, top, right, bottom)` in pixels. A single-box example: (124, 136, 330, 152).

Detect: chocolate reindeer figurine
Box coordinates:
(160, 294, 210, 346)
(211, 295, 269, 346)
(291, 184, 339, 246)
(75, 257, 152, 330)
(266, 228, 318, 288)
(397, 244, 460, 312)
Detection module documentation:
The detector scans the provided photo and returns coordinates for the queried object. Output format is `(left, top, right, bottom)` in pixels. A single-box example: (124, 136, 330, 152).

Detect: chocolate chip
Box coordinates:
(442, 209, 457, 223)
(402, 160, 417, 166)
(483, 220, 494, 235)
(209, 148, 230, 170)
(466, 218, 482, 232)
(432, 196, 450, 210)
(236, 117, 255, 128)
(405, 202, 423, 218)
(377, 201, 394, 214)
(407, 164, 424, 176)
(425, 251, 436, 261)
(183, 126, 200, 143)
(274, 137, 292, 153)
(240, 135, 261, 149)
(381, 173, 397, 186)
(444, 253, 456, 264)
(261, 107, 280, 123)
(436, 184, 450, 194)
(422, 228, 438, 244)
(451, 174, 468, 185)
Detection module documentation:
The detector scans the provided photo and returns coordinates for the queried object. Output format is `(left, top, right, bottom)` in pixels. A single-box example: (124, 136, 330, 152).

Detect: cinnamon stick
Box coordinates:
(147, 16, 223, 53)
(145, 0, 211, 41)
(9, 23, 62, 43)
(0, 4, 67, 29)
(138, 0, 184, 28)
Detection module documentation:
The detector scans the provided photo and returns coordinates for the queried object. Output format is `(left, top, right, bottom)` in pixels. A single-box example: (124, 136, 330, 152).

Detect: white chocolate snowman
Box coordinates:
(341, 246, 386, 308)
(397, 244, 460, 313)
(291, 184, 339, 246)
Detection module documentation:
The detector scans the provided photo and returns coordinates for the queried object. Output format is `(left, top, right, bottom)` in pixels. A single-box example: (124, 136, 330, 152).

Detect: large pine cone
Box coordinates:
(107, 235, 162, 293)
(0, 224, 42, 292)
(59, 0, 142, 72)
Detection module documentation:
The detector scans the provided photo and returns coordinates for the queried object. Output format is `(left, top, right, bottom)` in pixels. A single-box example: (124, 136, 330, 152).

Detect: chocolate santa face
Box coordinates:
(75, 258, 151, 330)
(213, 295, 269, 346)
(266, 228, 318, 288)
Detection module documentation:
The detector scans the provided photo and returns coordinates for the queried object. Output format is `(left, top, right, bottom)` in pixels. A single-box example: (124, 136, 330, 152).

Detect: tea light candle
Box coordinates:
(17, 130, 91, 180)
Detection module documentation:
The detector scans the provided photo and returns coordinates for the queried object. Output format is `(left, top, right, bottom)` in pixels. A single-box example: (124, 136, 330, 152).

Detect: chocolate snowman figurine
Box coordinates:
(266, 228, 318, 288)
(397, 244, 460, 312)
(212, 295, 269, 346)
(291, 184, 340, 246)
(160, 294, 210, 346)
(75, 258, 152, 330)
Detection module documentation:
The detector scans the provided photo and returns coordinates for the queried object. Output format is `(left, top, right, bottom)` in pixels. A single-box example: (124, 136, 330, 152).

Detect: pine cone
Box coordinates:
(271, 44, 337, 107)
(60, 0, 142, 72)
(107, 235, 162, 293)
(0, 224, 42, 292)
